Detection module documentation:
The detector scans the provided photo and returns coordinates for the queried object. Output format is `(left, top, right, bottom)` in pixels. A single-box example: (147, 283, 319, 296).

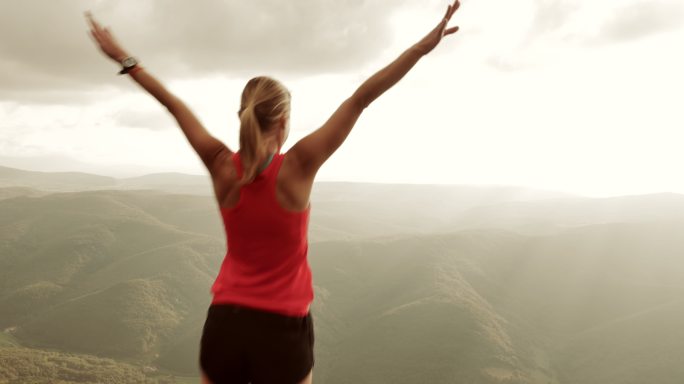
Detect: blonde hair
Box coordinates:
(238, 76, 291, 184)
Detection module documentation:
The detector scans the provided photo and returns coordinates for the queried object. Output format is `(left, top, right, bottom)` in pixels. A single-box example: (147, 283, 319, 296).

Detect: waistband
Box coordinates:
(208, 303, 311, 326)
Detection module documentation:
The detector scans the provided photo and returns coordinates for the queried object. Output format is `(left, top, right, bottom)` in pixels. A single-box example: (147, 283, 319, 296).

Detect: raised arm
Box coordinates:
(85, 12, 231, 175)
(289, 0, 461, 178)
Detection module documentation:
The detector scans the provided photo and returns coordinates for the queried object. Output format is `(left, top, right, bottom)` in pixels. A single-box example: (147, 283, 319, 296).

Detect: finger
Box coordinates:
(90, 30, 104, 46)
(89, 25, 102, 41)
(85, 12, 97, 28)
(448, 0, 460, 19)
(85, 12, 98, 32)
(86, 12, 104, 34)
(444, 26, 460, 36)
(436, 19, 448, 35)
(88, 30, 102, 46)
(89, 30, 105, 49)
(443, 4, 451, 20)
(104, 27, 119, 43)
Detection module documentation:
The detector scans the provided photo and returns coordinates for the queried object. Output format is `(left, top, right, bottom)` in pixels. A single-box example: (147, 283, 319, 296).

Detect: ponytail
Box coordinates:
(237, 76, 291, 185)
(239, 103, 267, 184)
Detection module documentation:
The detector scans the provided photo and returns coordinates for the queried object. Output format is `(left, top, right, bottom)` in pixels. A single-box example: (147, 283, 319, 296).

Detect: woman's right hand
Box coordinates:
(415, 0, 461, 55)
(85, 11, 130, 62)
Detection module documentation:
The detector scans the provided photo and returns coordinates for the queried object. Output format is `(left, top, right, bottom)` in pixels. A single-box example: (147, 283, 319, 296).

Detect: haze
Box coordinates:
(1, 0, 683, 197)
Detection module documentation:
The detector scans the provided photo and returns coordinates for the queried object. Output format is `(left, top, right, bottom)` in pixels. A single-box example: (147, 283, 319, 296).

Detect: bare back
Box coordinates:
(210, 150, 314, 213)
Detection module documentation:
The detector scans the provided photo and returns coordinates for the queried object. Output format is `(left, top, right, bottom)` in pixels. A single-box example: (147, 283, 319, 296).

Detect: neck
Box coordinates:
(257, 151, 276, 173)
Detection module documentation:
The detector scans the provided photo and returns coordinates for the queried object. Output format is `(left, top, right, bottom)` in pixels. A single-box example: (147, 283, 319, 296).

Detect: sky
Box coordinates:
(1, 0, 683, 197)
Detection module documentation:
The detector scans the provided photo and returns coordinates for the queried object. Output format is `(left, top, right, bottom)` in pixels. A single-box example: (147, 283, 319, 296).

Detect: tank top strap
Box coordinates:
(231, 152, 243, 179)
(231, 152, 284, 183)
(263, 153, 285, 183)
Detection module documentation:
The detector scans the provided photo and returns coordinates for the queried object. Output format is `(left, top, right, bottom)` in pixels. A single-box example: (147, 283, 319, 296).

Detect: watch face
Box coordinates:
(122, 57, 137, 67)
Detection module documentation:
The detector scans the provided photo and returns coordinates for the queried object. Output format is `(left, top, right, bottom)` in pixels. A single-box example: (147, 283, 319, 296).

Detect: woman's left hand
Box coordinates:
(85, 12, 130, 62)
(415, 0, 461, 55)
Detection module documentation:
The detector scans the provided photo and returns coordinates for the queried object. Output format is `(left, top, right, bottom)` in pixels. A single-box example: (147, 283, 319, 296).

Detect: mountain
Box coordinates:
(0, 186, 48, 200)
(308, 182, 574, 240)
(0, 188, 555, 382)
(119, 173, 213, 196)
(0, 346, 191, 383)
(0, 154, 164, 178)
(1, 171, 684, 383)
(0, 190, 223, 372)
(0, 164, 211, 195)
(554, 299, 684, 384)
(308, 234, 554, 384)
(449, 193, 684, 235)
(0, 165, 117, 191)
(0, 163, 580, 240)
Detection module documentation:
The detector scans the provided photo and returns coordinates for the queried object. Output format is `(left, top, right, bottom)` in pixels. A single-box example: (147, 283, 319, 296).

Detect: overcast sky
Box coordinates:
(1, 0, 683, 197)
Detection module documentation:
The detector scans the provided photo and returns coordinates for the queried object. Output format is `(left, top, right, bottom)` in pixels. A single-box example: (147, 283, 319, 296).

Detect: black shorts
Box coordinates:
(199, 303, 314, 384)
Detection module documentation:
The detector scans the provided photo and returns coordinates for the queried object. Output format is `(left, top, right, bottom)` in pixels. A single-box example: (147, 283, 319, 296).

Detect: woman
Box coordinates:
(86, 2, 460, 383)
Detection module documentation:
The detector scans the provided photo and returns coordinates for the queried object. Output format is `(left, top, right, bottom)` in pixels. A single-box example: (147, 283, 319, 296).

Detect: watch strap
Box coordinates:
(118, 56, 138, 75)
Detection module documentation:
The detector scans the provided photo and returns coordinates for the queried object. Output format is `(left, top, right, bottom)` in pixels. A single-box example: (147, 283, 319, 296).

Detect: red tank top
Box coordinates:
(210, 151, 313, 317)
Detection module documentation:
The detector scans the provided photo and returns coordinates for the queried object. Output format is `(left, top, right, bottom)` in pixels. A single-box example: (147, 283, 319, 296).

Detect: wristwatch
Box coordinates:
(118, 56, 139, 75)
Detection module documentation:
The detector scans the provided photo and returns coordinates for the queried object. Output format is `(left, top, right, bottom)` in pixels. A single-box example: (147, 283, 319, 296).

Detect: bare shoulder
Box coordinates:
(210, 150, 240, 207)
(276, 150, 314, 212)
(280, 150, 306, 181)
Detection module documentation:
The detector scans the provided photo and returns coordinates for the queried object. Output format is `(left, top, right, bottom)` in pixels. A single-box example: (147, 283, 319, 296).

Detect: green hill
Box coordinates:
(1, 179, 684, 382)
(0, 186, 48, 200)
(0, 345, 190, 383)
(0, 332, 19, 347)
(0, 190, 223, 372)
(309, 235, 554, 384)
(553, 299, 684, 384)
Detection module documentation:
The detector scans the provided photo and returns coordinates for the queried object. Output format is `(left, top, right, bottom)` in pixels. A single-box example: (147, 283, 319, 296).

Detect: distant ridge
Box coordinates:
(0, 165, 117, 191)
(0, 163, 575, 200)
(0, 165, 209, 195)
(0, 186, 48, 200)
(118, 172, 211, 196)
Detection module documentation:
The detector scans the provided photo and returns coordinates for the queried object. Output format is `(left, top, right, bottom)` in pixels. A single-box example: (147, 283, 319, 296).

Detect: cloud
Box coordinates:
(0, 0, 409, 102)
(524, 0, 684, 44)
(478, 0, 580, 72)
(485, 0, 684, 72)
(597, 0, 684, 43)
(111, 109, 173, 131)
(485, 56, 531, 72)
(528, 0, 580, 37)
